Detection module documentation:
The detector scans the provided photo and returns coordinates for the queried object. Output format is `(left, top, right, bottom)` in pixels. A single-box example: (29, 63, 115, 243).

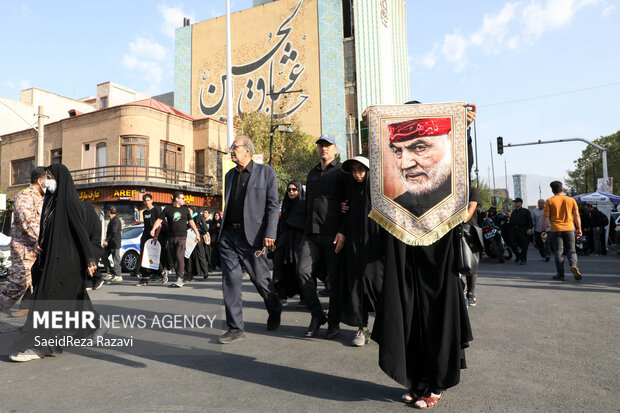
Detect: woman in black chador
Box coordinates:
(185, 210, 211, 280)
(208, 212, 222, 270)
(339, 156, 385, 347)
(9, 164, 98, 362)
(272, 180, 305, 301)
(371, 104, 478, 409)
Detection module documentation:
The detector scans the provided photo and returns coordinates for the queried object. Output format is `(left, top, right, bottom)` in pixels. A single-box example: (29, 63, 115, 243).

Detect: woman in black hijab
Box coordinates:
(339, 156, 385, 347)
(208, 212, 222, 270)
(272, 180, 305, 301)
(9, 164, 98, 362)
(185, 209, 210, 280)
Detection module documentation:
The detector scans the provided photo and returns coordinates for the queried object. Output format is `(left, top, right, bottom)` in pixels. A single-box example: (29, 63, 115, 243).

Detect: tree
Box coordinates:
(566, 131, 620, 195)
(234, 112, 317, 199)
(473, 180, 492, 210)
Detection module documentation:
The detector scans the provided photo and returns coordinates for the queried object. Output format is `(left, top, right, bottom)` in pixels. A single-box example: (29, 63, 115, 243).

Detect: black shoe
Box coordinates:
(515, 258, 521, 264)
(318, 288, 330, 297)
(552, 274, 565, 281)
(519, 261, 526, 265)
(325, 325, 341, 339)
(136, 278, 148, 287)
(218, 330, 246, 344)
(544, 257, 550, 262)
(267, 311, 281, 331)
(92, 278, 104, 290)
(304, 314, 327, 337)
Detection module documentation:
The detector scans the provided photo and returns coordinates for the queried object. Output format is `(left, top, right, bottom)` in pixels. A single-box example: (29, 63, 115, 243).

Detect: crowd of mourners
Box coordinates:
(5, 102, 604, 409)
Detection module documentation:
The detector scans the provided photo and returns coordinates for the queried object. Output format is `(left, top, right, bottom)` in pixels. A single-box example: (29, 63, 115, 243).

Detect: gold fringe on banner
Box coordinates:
(369, 208, 469, 247)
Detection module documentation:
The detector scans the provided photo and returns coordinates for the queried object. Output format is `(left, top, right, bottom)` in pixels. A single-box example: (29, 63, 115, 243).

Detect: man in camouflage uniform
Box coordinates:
(0, 167, 46, 315)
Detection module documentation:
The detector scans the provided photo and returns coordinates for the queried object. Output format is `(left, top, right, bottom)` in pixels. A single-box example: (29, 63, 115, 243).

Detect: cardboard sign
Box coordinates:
(141, 239, 161, 270)
(185, 229, 199, 259)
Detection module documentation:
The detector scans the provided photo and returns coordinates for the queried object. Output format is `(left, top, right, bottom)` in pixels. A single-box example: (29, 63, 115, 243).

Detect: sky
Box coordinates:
(1, 0, 618, 201)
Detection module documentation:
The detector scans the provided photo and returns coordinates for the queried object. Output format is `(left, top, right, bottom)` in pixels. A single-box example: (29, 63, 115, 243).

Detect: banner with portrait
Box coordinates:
(367, 103, 470, 246)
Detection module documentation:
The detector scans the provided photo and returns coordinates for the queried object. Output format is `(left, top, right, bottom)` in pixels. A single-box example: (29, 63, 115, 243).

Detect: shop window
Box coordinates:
(12, 157, 35, 185)
(51, 149, 62, 165)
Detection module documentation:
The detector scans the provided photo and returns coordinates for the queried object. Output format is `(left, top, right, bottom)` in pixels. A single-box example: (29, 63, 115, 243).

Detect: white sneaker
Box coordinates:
(352, 328, 369, 347)
(9, 349, 43, 362)
(170, 278, 184, 288)
(107, 276, 123, 283)
(103, 274, 114, 281)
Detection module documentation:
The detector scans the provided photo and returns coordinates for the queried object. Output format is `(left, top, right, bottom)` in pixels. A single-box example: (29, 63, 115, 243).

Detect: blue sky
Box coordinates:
(1, 0, 618, 199)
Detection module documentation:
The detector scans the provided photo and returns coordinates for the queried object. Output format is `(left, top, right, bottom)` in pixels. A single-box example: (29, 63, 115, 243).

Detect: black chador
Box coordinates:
(12, 164, 99, 356)
(272, 180, 305, 299)
(186, 211, 210, 280)
(340, 176, 385, 328)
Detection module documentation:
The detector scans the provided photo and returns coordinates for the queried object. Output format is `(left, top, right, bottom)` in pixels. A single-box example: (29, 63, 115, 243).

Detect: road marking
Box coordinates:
(478, 271, 620, 279)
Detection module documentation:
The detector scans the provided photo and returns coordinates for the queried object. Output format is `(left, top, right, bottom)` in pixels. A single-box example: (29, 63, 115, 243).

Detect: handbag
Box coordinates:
(454, 223, 484, 276)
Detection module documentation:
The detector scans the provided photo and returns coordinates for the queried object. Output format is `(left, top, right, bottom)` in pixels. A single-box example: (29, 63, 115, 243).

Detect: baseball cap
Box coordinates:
(316, 133, 337, 146)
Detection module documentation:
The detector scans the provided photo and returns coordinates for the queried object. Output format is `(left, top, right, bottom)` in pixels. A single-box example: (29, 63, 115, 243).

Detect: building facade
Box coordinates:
(174, 0, 409, 157)
(513, 174, 528, 207)
(1, 98, 228, 227)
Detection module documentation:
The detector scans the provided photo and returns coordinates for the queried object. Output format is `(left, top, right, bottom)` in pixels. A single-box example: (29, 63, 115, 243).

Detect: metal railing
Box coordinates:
(70, 165, 213, 190)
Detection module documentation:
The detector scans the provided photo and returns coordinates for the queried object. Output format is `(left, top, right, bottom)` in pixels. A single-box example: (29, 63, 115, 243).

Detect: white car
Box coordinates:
(100, 225, 144, 273)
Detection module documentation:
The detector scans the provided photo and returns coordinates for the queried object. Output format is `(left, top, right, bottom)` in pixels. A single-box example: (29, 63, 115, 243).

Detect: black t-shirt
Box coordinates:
(160, 205, 191, 237)
(142, 206, 162, 236)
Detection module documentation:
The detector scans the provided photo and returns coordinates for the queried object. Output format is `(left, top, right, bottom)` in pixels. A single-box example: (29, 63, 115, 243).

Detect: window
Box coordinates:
(100, 96, 108, 108)
(160, 142, 184, 170)
(51, 149, 62, 165)
(121, 137, 147, 166)
(195, 149, 205, 185)
(12, 158, 35, 185)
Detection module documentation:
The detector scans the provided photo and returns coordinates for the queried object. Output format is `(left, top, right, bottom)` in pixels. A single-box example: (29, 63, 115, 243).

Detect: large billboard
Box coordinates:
(189, 0, 322, 137)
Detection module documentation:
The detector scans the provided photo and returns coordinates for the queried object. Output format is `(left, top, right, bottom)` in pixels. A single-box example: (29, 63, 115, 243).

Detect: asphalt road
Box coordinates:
(1, 245, 619, 412)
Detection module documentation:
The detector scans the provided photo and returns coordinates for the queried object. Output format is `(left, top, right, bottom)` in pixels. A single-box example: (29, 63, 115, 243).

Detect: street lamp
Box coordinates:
(269, 123, 293, 166)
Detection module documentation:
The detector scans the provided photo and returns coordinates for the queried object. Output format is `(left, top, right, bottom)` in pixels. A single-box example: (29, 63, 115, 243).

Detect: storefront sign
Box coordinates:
(114, 189, 137, 198)
(79, 190, 100, 201)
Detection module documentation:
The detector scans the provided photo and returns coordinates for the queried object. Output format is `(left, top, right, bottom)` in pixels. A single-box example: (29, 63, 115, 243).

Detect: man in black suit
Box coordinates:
(218, 136, 282, 344)
(389, 117, 453, 217)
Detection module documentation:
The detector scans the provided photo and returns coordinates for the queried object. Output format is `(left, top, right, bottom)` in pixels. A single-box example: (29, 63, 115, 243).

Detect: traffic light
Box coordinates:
(497, 136, 504, 155)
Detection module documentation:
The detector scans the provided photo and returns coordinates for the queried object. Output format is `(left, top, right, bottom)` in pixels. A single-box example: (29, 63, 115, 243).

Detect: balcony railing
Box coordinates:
(70, 165, 213, 191)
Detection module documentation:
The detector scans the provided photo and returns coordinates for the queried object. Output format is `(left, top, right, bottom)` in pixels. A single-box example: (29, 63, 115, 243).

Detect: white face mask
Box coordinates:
(45, 179, 57, 193)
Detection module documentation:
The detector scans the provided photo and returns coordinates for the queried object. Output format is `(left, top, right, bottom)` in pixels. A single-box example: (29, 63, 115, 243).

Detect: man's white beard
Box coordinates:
(398, 151, 452, 196)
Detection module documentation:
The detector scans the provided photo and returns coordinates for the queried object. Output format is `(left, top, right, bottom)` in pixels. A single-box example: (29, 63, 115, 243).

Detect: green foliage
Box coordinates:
(234, 112, 317, 199)
(566, 131, 620, 194)
(473, 180, 492, 210)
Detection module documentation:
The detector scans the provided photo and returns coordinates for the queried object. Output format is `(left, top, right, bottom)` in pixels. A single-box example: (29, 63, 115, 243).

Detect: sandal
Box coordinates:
(401, 385, 426, 403)
(414, 391, 443, 409)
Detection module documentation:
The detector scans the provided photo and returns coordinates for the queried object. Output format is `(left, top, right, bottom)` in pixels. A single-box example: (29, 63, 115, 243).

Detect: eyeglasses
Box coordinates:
(287, 188, 298, 192)
(229, 144, 247, 151)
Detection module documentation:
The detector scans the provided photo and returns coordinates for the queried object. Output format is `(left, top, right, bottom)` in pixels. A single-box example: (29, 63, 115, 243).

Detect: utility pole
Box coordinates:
(489, 140, 496, 191)
(225, 0, 234, 149)
(36, 106, 48, 165)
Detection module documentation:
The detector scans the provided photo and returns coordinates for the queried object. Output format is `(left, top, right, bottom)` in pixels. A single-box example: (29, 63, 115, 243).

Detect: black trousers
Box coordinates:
(534, 231, 551, 258)
(219, 227, 282, 332)
(511, 229, 529, 262)
(297, 234, 342, 327)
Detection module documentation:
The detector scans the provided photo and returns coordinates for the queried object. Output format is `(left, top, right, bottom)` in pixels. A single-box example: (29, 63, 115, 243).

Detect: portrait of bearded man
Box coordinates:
(388, 117, 453, 217)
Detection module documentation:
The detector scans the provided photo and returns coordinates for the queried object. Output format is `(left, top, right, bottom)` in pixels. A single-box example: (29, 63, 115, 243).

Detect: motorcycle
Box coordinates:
(482, 217, 513, 263)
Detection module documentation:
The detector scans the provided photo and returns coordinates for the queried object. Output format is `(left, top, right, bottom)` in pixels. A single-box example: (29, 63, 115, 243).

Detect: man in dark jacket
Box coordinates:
(102, 206, 123, 282)
(297, 133, 348, 339)
(586, 204, 608, 255)
(510, 198, 533, 265)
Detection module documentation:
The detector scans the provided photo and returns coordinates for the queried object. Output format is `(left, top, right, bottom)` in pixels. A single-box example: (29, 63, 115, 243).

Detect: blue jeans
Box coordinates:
(550, 231, 578, 275)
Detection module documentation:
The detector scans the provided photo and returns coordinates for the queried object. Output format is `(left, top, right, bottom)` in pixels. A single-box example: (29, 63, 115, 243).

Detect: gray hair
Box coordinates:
(237, 136, 255, 156)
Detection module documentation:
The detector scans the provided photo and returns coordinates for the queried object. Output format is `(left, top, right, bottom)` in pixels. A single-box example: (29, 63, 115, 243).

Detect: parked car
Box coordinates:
(100, 225, 143, 273)
(611, 212, 620, 231)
